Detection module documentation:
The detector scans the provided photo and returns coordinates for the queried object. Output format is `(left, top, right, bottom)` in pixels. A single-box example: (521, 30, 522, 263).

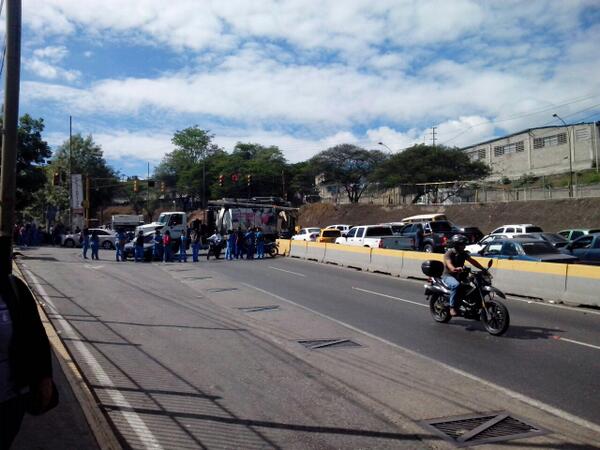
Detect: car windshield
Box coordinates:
(430, 221, 452, 232)
(322, 230, 341, 237)
(365, 227, 393, 237)
(525, 226, 543, 233)
(157, 214, 168, 225)
(307, 228, 320, 233)
(521, 242, 558, 255)
(542, 233, 567, 243)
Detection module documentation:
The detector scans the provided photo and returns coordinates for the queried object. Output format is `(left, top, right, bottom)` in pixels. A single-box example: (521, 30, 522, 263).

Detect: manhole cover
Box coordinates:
(419, 411, 548, 447)
(297, 338, 362, 350)
(237, 305, 280, 313)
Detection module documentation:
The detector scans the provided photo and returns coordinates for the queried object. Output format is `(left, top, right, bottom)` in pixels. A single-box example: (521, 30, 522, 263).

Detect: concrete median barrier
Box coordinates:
(289, 240, 307, 258)
(401, 251, 444, 278)
(324, 244, 371, 270)
(277, 239, 291, 256)
(369, 248, 404, 276)
(563, 264, 600, 307)
(306, 242, 327, 262)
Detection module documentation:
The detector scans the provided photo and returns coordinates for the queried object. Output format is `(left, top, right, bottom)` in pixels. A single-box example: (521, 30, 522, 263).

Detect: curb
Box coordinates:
(14, 262, 122, 450)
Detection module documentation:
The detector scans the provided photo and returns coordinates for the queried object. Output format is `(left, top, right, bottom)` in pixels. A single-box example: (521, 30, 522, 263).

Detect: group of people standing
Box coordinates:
(107, 226, 268, 263)
(79, 228, 101, 260)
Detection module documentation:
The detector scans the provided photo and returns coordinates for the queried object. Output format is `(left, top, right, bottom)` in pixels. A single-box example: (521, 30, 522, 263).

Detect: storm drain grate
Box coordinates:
(297, 338, 362, 350)
(419, 411, 548, 447)
(237, 305, 280, 313)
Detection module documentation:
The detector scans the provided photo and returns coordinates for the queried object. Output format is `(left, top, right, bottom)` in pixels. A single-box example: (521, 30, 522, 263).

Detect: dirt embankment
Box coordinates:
(298, 199, 600, 234)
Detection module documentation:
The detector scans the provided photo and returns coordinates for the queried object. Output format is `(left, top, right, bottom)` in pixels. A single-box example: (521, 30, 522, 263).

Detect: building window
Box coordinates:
(478, 148, 486, 159)
(534, 133, 567, 149)
(493, 141, 524, 157)
(576, 128, 591, 141)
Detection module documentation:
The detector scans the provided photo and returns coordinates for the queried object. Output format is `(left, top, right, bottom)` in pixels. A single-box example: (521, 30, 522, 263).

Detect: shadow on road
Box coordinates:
(450, 320, 564, 340)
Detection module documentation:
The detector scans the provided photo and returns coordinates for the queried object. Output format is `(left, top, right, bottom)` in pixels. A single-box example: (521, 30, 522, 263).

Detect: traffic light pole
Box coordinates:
(0, 0, 22, 276)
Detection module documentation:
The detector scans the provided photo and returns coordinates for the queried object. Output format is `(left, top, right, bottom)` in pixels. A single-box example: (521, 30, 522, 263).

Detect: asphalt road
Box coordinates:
(16, 246, 600, 448)
(213, 255, 600, 425)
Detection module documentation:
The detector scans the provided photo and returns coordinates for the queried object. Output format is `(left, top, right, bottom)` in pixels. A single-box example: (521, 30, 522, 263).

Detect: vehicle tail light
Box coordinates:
(379, 240, 384, 248)
(441, 236, 448, 245)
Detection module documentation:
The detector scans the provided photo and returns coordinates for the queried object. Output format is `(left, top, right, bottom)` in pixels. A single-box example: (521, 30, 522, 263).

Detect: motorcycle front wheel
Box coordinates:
(481, 297, 510, 336)
(268, 246, 278, 258)
(429, 293, 451, 323)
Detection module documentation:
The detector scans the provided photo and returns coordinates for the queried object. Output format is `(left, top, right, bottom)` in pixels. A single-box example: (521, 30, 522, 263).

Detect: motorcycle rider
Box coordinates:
(443, 234, 485, 316)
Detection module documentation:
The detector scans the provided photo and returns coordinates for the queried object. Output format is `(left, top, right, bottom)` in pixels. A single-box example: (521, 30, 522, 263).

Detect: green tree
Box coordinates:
(371, 144, 490, 186)
(310, 144, 387, 203)
(0, 114, 52, 216)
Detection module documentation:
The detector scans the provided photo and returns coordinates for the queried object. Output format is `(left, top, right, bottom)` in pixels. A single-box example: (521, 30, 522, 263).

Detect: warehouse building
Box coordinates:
(462, 122, 600, 180)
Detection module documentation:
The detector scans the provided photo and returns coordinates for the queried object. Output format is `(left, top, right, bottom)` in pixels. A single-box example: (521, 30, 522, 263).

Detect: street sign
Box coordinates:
(71, 174, 83, 210)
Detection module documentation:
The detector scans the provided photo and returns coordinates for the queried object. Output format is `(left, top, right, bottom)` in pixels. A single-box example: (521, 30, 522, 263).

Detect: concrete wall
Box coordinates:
(277, 239, 600, 308)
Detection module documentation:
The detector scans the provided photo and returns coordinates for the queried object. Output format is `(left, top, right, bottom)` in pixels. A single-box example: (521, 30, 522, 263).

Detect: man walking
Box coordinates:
(115, 229, 127, 261)
(134, 231, 145, 262)
(179, 232, 188, 263)
(191, 229, 201, 262)
(81, 228, 90, 259)
(163, 230, 172, 262)
(255, 227, 265, 259)
(152, 229, 163, 261)
(90, 230, 100, 260)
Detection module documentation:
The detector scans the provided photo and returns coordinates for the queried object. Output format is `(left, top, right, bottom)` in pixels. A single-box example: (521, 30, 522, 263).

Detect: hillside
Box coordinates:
(298, 198, 600, 234)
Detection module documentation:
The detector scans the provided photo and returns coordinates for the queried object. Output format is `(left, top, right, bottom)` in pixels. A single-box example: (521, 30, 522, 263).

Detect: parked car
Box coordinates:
(479, 238, 578, 263)
(380, 222, 406, 234)
(490, 224, 543, 238)
(325, 224, 352, 234)
(466, 234, 513, 254)
(395, 220, 459, 253)
(123, 233, 158, 261)
(62, 228, 118, 249)
(291, 228, 321, 241)
(451, 225, 484, 244)
(560, 232, 600, 264)
(401, 213, 448, 223)
(557, 228, 600, 241)
(317, 228, 342, 243)
(334, 225, 394, 248)
(527, 232, 569, 248)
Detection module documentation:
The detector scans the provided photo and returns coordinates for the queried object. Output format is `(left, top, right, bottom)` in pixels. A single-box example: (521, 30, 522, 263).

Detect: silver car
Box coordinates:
(62, 228, 118, 249)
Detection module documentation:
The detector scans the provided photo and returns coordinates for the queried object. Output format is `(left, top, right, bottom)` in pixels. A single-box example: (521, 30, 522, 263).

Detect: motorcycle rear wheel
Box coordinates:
(481, 298, 510, 336)
(429, 293, 451, 323)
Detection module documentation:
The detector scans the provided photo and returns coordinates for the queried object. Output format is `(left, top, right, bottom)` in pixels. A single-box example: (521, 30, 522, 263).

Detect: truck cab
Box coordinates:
(136, 212, 187, 248)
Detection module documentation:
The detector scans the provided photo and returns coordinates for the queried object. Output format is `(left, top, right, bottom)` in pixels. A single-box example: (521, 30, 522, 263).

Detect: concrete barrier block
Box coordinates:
(401, 251, 444, 278)
(324, 244, 371, 270)
(276, 239, 291, 256)
(563, 264, 600, 307)
(306, 242, 327, 262)
(289, 240, 307, 258)
(369, 248, 403, 276)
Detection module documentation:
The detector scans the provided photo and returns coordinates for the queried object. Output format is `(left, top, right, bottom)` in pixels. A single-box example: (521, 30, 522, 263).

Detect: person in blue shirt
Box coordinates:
(90, 230, 100, 260)
(115, 229, 127, 262)
(152, 229, 163, 261)
(255, 227, 265, 259)
(81, 228, 90, 259)
(191, 229, 201, 262)
(226, 230, 236, 260)
(245, 228, 256, 260)
(134, 231, 145, 262)
(179, 232, 188, 262)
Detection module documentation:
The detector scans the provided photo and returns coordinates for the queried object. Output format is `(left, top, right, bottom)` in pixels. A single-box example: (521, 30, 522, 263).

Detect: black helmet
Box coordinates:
(451, 234, 468, 247)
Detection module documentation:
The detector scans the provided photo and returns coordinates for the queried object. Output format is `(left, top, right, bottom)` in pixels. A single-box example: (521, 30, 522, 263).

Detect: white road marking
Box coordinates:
(25, 269, 163, 449)
(505, 295, 600, 316)
(352, 286, 428, 308)
(552, 335, 600, 351)
(243, 282, 600, 434)
(268, 266, 306, 277)
(83, 264, 104, 270)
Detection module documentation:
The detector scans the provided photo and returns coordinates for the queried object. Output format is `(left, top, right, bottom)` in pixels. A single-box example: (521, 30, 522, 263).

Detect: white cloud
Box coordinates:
(25, 45, 80, 81)
(33, 45, 68, 62)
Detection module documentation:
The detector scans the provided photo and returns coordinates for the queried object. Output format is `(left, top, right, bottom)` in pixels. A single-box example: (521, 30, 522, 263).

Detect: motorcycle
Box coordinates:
(265, 241, 279, 258)
(207, 240, 223, 259)
(421, 259, 510, 336)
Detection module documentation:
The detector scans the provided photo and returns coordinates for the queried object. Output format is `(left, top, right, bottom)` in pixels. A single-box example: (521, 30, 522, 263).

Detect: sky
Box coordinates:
(4, 0, 600, 177)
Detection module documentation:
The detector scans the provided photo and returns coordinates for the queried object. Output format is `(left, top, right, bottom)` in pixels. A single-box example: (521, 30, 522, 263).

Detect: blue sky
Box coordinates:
(5, 0, 600, 177)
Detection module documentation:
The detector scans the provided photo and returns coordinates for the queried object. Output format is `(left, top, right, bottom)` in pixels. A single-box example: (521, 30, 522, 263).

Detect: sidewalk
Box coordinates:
(12, 352, 101, 450)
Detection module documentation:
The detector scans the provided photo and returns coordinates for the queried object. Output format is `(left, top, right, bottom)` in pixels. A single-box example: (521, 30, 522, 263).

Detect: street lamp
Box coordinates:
(377, 142, 393, 153)
(552, 113, 573, 198)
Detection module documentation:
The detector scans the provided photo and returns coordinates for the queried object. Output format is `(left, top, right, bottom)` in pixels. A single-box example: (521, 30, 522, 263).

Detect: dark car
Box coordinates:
(392, 220, 456, 253)
(527, 232, 569, 249)
(480, 238, 578, 263)
(452, 225, 484, 244)
(560, 232, 600, 265)
(124, 233, 157, 261)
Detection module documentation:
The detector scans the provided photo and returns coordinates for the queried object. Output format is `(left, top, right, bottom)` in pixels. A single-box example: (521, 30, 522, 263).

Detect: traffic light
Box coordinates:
(247, 174, 252, 186)
(160, 181, 166, 193)
(219, 174, 225, 187)
(52, 172, 60, 186)
(231, 173, 239, 183)
(133, 179, 139, 193)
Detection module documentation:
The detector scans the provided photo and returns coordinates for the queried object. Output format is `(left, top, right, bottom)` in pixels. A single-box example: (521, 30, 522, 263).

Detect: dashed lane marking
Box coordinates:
(268, 266, 306, 277)
(352, 286, 428, 308)
(552, 335, 600, 351)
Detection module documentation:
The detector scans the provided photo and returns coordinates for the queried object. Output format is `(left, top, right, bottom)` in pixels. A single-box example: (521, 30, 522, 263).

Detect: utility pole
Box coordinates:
(0, 0, 22, 276)
(69, 115, 72, 231)
(85, 175, 90, 227)
(147, 162, 150, 219)
(431, 127, 437, 147)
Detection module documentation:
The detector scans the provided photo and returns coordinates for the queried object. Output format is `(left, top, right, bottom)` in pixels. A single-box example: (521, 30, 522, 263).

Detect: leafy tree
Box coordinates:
(285, 161, 319, 205)
(0, 114, 52, 216)
(310, 144, 387, 203)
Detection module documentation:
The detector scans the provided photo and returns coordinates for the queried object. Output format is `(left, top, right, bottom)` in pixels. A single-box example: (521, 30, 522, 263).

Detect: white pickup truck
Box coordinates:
(334, 225, 397, 248)
(136, 212, 188, 248)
